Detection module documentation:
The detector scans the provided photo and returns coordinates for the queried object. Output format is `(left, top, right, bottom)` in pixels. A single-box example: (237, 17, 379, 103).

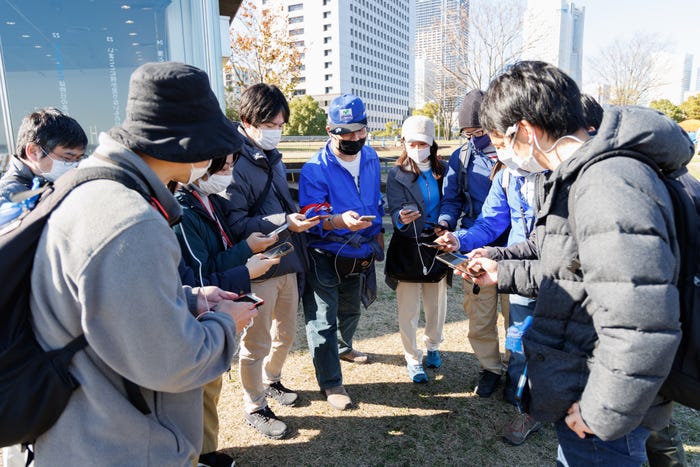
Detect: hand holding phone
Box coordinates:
(262, 241, 295, 259)
(266, 223, 288, 238)
(436, 252, 473, 275)
(400, 203, 419, 215)
(358, 215, 376, 222)
(234, 292, 265, 308)
(305, 214, 332, 222)
(419, 242, 441, 248)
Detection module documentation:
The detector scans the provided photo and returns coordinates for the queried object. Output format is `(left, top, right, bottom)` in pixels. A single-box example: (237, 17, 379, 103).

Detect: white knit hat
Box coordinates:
(401, 116, 435, 146)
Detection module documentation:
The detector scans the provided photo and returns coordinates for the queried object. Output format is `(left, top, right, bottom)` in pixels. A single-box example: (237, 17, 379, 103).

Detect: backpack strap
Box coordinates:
(457, 143, 474, 218)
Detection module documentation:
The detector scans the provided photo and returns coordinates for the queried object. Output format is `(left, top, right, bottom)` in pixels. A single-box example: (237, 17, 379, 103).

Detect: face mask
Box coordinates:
(253, 128, 282, 151)
(197, 173, 231, 195)
(187, 160, 211, 185)
(471, 134, 491, 150)
(336, 137, 366, 156)
(496, 124, 546, 175)
(407, 146, 431, 163)
(531, 131, 584, 170)
(42, 159, 77, 182)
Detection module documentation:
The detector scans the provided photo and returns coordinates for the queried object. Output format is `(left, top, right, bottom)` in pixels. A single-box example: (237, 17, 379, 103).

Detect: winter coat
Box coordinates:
(0, 155, 48, 203)
(497, 106, 693, 440)
(223, 123, 307, 278)
(30, 133, 238, 466)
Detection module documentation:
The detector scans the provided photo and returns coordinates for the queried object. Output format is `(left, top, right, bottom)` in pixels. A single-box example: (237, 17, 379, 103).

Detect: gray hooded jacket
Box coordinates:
(498, 106, 694, 440)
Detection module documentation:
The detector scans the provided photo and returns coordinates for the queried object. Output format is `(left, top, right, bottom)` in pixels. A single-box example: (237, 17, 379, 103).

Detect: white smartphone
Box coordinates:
(436, 252, 482, 277)
(266, 223, 289, 238)
(358, 215, 376, 222)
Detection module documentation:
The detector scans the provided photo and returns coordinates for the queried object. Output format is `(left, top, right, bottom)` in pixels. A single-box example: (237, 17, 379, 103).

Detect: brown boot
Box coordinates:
(323, 385, 352, 410)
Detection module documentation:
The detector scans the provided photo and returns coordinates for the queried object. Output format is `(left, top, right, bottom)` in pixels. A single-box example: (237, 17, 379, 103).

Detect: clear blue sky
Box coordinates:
(577, 0, 700, 85)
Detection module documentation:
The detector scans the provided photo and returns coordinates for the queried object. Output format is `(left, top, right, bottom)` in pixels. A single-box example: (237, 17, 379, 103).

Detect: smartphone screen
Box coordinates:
(267, 223, 289, 238)
(263, 242, 295, 259)
(436, 253, 471, 274)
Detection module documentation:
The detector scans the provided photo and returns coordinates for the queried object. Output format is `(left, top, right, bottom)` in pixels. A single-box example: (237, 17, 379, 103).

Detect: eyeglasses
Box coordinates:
(40, 147, 86, 165)
(460, 129, 485, 139)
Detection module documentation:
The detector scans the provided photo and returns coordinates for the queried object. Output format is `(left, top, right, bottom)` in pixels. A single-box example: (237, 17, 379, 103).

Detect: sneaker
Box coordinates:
(501, 412, 542, 446)
(323, 385, 352, 410)
(424, 350, 442, 369)
(244, 406, 288, 439)
(407, 363, 428, 383)
(475, 370, 501, 398)
(198, 451, 235, 467)
(339, 348, 369, 364)
(265, 381, 298, 406)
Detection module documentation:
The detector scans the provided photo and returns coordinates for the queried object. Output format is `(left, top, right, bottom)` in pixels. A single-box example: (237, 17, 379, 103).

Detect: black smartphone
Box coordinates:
(234, 292, 265, 308)
(263, 242, 295, 259)
(400, 203, 419, 215)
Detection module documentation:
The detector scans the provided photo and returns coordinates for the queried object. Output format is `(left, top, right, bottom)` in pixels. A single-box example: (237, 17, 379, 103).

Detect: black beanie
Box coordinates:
(109, 61, 242, 163)
(457, 90, 485, 130)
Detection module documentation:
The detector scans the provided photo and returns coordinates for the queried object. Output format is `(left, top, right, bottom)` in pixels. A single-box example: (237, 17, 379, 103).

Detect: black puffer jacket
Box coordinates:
(498, 106, 694, 440)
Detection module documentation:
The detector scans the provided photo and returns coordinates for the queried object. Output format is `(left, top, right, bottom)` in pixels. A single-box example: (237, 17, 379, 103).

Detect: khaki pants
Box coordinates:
(239, 273, 298, 413)
(462, 278, 509, 374)
(201, 375, 223, 454)
(396, 278, 448, 365)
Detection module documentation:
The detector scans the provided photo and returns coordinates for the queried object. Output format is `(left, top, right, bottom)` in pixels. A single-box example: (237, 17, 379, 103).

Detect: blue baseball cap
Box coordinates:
(328, 94, 367, 135)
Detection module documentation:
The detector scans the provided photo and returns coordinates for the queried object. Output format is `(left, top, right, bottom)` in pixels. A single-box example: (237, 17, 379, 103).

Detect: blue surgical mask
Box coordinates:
(471, 134, 491, 150)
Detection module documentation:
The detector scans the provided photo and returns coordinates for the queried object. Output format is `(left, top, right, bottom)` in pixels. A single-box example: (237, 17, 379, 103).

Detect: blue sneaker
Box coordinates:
(407, 364, 428, 383)
(424, 350, 442, 369)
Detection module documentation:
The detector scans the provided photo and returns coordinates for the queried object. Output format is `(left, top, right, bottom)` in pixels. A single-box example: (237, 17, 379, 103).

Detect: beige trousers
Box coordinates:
(396, 278, 448, 365)
(462, 278, 509, 374)
(239, 273, 298, 413)
(201, 375, 223, 454)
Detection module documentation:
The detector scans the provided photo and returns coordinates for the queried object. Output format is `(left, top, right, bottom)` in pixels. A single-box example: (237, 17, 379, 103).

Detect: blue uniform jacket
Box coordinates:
(299, 141, 384, 258)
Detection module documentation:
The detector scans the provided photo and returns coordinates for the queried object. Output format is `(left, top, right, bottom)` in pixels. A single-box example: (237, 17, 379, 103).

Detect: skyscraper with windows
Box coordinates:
(413, 0, 469, 109)
(522, 0, 584, 84)
(263, 0, 412, 132)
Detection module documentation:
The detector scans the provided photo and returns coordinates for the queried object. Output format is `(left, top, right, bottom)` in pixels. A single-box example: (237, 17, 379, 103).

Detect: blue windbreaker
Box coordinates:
(299, 141, 385, 258)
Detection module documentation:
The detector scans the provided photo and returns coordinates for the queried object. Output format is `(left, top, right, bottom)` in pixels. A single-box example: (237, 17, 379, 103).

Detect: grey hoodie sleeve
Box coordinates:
(573, 159, 681, 440)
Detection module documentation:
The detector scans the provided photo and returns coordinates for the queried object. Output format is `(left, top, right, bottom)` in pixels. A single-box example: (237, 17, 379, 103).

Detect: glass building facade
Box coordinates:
(0, 0, 231, 161)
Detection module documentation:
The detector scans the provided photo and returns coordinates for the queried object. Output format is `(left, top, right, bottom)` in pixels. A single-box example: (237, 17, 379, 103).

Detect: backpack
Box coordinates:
(0, 167, 151, 448)
(570, 150, 700, 410)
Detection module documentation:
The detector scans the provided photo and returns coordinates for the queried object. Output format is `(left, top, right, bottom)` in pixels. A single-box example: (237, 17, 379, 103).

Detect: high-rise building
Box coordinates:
(522, 0, 584, 84)
(413, 0, 469, 109)
(258, 0, 412, 132)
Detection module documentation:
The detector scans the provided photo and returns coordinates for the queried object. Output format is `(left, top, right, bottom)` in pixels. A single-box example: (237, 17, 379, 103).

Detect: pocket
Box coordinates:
(309, 250, 341, 288)
(524, 337, 589, 422)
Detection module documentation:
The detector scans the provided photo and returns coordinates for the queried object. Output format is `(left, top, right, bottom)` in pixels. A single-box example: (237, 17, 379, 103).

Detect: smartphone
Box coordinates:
(266, 223, 288, 238)
(436, 252, 480, 276)
(400, 203, 419, 215)
(358, 215, 376, 222)
(263, 241, 295, 259)
(419, 242, 441, 248)
(234, 292, 265, 308)
(305, 214, 332, 222)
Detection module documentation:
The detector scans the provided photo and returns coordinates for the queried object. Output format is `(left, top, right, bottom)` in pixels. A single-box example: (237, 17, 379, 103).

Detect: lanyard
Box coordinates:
(191, 191, 233, 248)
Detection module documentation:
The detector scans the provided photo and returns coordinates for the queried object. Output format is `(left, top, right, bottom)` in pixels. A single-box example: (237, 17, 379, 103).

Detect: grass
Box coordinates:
(215, 255, 700, 466)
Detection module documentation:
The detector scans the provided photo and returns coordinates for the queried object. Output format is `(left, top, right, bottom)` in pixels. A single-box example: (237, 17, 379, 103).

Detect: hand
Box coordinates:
(342, 210, 373, 232)
(468, 247, 490, 259)
(246, 232, 277, 253)
(287, 212, 320, 233)
(195, 286, 239, 315)
(212, 299, 258, 333)
(565, 402, 595, 439)
(464, 257, 498, 286)
(434, 232, 460, 252)
(434, 220, 450, 236)
(245, 253, 280, 279)
(398, 208, 420, 225)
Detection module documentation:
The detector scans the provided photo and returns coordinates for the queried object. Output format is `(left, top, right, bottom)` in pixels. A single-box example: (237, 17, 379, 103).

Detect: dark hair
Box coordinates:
(16, 107, 87, 159)
(580, 93, 604, 130)
(395, 140, 445, 180)
(208, 155, 228, 175)
(239, 83, 290, 126)
(479, 61, 586, 140)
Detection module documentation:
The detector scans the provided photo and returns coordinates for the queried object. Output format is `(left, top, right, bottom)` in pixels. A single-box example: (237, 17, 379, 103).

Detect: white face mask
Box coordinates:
(407, 146, 431, 163)
(253, 128, 282, 150)
(497, 124, 546, 175)
(197, 173, 231, 195)
(187, 160, 212, 185)
(43, 159, 77, 182)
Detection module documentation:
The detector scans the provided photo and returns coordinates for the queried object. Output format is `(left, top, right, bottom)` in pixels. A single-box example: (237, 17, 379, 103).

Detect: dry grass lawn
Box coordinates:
(216, 258, 700, 466)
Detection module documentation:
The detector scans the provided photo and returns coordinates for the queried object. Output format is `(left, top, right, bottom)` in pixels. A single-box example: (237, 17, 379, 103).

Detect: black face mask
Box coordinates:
(335, 137, 366, 155)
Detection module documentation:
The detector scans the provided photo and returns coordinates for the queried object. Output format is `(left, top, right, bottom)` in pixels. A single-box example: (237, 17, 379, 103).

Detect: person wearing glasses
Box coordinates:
(436, 90, 510, 400)
(0, 107, 87, 204)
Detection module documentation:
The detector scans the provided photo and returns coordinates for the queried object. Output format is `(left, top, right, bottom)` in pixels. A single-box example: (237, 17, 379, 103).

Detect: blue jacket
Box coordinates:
(455, 169, 536, 252)
(438, 141, 497, 230)
(299, 141, 384, 258)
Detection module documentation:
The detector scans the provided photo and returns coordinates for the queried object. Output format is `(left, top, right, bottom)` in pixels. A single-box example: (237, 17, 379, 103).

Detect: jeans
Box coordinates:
(556, 420, 649, 467)
(504, 297, 536, 405)
(302, 250, 362, 389)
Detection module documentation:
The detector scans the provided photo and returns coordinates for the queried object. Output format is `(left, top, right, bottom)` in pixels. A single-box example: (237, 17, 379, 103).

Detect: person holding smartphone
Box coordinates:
(299, 94, 385, 411)
(384, 116, 449, 383)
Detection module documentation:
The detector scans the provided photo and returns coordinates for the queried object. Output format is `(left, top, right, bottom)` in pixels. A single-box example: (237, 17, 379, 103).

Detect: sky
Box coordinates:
(576, 0, 700, 88)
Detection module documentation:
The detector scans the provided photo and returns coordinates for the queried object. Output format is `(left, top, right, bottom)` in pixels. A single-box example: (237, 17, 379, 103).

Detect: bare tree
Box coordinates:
(589, 33, 670, 106)
(228, 0, 303, 97)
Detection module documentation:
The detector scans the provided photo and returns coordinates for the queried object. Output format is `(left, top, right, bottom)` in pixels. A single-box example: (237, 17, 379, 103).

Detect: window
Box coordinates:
(323, 0, 330, 5)
(325, 86, 332, 93)
(325, 74, 332, 80)
(288, 3, 303, 12)
(293, 89, 306, 96)
(323, 24, 331, 31)
(323, 11, 330, 18)
(288, 16, 303, 24)
(324, 61, 332, 69)
(289, 28, 304, 36)
(323, 36, 331, 44)
(293, 40, 305, 47)
(324, 49, 331, 56)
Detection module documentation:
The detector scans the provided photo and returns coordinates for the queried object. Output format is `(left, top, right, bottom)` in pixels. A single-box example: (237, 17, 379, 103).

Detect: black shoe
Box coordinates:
(475, 370, 501, 398)
(198, 451, 235, 467)
(244, 406, 288, 439)
(265, 381, 298, 406)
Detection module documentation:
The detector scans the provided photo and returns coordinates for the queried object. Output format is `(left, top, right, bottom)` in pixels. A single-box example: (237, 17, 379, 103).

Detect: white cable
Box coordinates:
(411, 219, 437, 276)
